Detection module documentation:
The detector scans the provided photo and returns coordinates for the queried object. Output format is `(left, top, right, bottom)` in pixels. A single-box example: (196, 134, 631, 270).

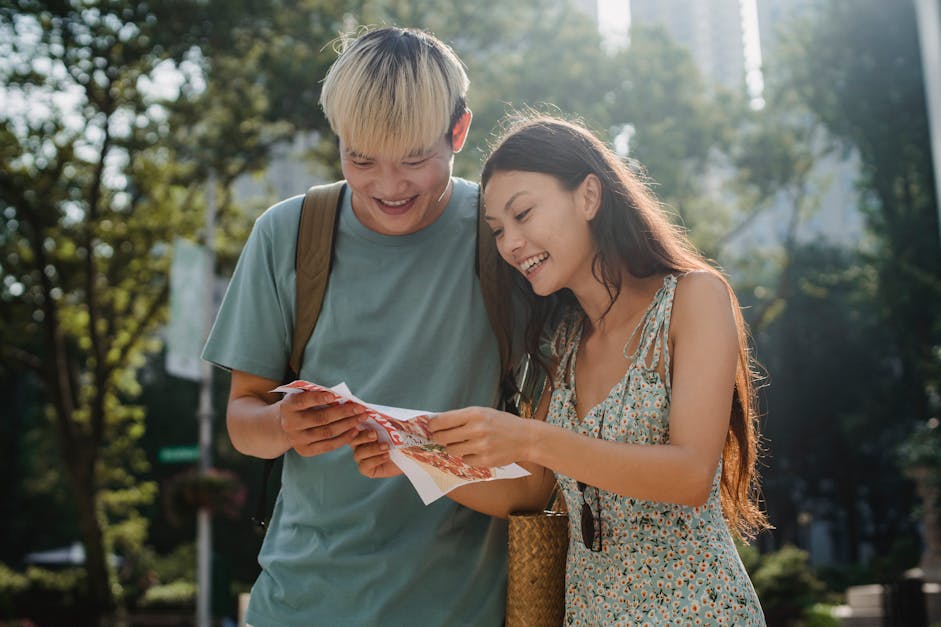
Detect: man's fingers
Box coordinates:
(350, 430, 378, 448)
(284, 390, 342, 410)
(310, 402, 368, 426)
(352, 441, 390, 463)
(295, 426, 359, 457)
(362, 457, 400, 479)
(304, 413, 368, 441)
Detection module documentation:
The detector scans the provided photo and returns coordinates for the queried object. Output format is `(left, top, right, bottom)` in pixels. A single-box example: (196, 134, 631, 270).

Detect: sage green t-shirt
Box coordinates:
(202, 178, 507, 627)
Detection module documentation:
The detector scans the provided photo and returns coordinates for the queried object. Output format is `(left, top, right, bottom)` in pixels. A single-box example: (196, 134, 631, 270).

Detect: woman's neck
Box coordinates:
(573, 273, 665, 338)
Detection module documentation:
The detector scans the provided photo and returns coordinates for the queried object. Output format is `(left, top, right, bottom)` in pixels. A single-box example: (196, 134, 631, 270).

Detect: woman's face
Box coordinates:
(483, 170, 600, 296)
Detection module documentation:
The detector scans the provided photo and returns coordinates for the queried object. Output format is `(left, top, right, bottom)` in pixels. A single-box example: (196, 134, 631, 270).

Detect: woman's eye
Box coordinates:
(514, 208, 532, 222)
(490, 228, 504, 238)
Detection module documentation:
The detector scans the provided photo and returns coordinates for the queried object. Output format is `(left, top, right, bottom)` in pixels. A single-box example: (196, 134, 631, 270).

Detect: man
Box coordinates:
(202, 27, 507, 626)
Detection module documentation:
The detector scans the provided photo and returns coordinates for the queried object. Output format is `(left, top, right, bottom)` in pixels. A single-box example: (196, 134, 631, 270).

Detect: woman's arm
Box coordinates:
(431, 272, 738, 507)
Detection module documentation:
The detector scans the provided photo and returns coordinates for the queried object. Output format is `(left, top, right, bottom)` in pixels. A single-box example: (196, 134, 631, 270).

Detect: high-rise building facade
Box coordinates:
(631, 0, 747, 92)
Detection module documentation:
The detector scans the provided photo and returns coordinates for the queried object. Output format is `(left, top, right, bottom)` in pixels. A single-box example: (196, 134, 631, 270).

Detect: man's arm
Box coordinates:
(227, 369, 370, 459)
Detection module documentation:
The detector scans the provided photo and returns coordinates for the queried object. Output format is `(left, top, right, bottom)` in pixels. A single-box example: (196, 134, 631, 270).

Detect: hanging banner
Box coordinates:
(166, 238, 209, 381)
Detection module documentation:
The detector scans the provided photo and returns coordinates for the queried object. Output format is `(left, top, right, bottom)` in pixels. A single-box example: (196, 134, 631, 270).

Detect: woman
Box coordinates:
(353, 115, 769, 624)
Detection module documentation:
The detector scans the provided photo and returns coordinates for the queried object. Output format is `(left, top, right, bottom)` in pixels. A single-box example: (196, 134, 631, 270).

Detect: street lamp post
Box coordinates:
(196, 170, 217, 627)
(913, 0, 941, 249)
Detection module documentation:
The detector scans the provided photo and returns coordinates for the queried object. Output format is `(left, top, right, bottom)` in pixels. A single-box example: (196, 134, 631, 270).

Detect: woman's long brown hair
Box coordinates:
(482, 115, 769, 540)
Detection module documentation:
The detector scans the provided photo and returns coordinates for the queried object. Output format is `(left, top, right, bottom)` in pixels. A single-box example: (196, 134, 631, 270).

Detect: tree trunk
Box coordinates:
(68, 458, 114, 622)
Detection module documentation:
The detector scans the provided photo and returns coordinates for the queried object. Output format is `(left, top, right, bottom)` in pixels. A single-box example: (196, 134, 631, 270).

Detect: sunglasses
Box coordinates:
(578, 480, 602, 551)
(577, 410, 606, 552)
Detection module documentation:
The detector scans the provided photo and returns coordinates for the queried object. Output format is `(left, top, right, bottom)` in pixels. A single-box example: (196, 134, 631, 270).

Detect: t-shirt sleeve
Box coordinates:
(201, 206, 296, 381)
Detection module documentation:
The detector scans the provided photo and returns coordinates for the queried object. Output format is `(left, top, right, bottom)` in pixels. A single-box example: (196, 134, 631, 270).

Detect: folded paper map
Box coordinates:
(273, 380, 530, 504)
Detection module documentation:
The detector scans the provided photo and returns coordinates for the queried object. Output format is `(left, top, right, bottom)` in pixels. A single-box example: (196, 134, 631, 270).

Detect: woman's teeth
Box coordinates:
(520, 253, 549, 274)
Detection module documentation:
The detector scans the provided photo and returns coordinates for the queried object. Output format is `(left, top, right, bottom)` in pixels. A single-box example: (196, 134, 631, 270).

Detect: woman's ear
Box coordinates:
(450, 109, 473, 153)
(578, 173, 602, 221)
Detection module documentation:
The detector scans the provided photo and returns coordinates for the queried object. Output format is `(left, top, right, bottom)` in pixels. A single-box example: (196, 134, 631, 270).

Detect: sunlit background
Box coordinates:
(1, 1, 940, 625)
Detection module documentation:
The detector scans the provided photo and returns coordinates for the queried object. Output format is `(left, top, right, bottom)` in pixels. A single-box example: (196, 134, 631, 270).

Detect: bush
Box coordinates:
(152, 544, 196, 584)
(0, 564, 28, 617)
(748, 545, 829, 626)
(0, 563, 94, 626)
(138, 580, 196, 609)
(802, 603, 840, 627)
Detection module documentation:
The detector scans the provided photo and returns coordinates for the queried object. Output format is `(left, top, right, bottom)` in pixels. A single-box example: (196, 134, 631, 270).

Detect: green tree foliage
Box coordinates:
(725, 88, 833, 332)
(779, 0, 941, 423)
(754, 244, 919, 566)
(0, 1, 768, 619)
(606, 25, 738, 239)
(734, 0, 940, 573)
(0, 0, 238, 616)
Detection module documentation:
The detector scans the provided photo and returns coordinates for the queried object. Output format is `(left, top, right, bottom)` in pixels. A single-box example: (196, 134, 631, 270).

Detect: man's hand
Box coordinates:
(351, 430, 403, 478)
(279, 390, 371, 457)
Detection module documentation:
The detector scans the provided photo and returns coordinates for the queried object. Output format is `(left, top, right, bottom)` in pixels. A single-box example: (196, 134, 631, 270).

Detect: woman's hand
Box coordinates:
(429, 407, 533, 468)
(350, 430, 403, 479)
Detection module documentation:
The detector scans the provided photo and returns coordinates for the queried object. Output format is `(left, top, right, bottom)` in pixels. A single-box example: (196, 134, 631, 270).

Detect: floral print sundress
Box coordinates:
(546, 274, 765, 626)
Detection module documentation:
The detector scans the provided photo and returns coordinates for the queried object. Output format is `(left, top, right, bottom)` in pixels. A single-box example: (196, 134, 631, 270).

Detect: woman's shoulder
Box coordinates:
(671, 270, 736, 330)
(674, 269, 727, 293)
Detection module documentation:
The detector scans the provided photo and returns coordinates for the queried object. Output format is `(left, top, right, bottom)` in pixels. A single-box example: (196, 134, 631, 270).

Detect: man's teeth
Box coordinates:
(520, 253, 549, 273)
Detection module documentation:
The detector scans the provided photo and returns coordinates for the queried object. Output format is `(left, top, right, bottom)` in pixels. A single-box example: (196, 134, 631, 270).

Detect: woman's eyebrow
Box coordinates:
(501, 191, 527, 213)
(484, 190, 528, 222)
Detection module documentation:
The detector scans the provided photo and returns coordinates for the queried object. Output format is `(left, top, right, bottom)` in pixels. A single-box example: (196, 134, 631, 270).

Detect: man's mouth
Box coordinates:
(376, 196, 417, 215)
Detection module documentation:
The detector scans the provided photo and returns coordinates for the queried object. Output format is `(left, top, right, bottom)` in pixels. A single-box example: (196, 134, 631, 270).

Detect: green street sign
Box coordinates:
(158, 445, 201, 464)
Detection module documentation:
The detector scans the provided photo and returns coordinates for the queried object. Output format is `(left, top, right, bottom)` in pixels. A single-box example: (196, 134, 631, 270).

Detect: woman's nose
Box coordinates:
(500, 229, 524, 259)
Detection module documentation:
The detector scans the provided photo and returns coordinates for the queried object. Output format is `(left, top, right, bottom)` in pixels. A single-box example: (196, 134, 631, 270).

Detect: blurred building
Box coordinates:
(631, 0, 747, 93)
(571, 0, 598, 23)
(752, 0, 866, 253)
(756, 0, 817, 56)
(627, 0, 865, 254)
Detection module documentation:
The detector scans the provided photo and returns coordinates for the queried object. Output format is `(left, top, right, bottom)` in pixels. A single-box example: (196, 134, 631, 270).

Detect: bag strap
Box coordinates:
(255, 181, 516, 531)
(253, 181, 346, 531)
(289, 180, 347, 378)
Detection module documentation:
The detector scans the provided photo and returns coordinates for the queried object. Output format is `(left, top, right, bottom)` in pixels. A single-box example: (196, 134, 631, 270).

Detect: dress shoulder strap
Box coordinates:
(630, 274, 683, 394)
(550, 313, 583, 390)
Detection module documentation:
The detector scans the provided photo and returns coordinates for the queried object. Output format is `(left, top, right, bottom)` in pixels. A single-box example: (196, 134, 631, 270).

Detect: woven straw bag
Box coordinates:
(505, 491, 569, 627)
(504, 367, 568, 625)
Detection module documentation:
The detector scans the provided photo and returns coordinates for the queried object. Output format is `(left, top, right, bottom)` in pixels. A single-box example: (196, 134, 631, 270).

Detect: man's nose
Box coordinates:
(375, 166, 408, 197)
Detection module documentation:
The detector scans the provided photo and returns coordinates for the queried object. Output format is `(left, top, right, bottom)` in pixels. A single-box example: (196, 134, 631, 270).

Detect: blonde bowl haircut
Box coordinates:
(320, 27, 469, 161)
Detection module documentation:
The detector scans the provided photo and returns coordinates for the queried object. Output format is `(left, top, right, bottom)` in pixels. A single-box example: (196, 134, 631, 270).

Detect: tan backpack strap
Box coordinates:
(288, 181, 346, 378)
(476, 188, 514, 384)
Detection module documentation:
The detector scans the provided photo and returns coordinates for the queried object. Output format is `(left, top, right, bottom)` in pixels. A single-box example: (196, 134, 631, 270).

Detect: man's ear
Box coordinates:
(450, 109, 473, 153)
(579, 173, 602, 221)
